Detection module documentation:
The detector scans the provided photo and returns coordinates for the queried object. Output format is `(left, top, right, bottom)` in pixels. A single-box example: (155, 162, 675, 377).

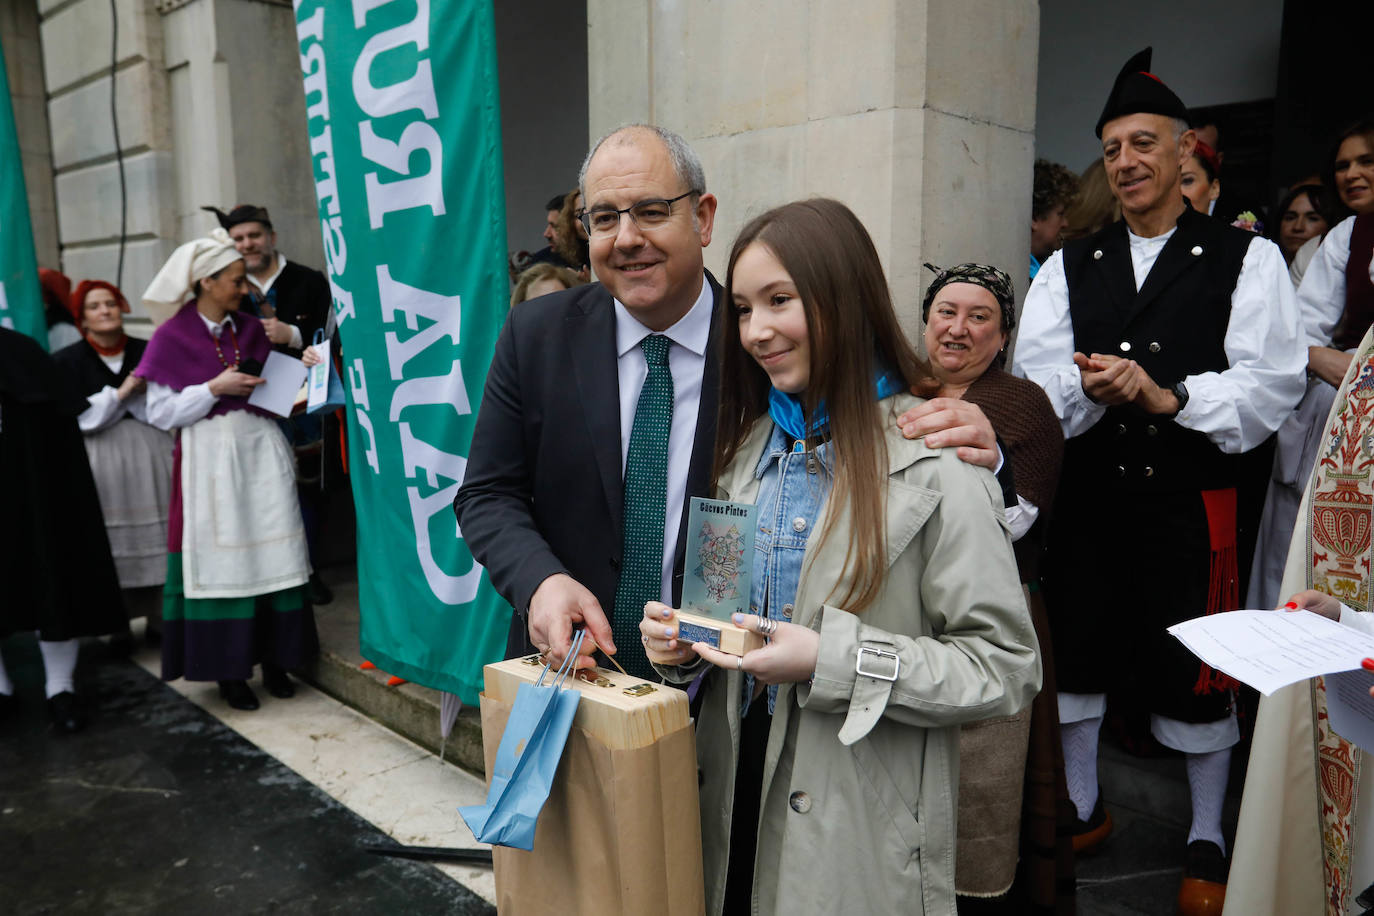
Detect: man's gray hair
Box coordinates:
(578, 124, 707, 197)
(1172, 117, 1192, 142)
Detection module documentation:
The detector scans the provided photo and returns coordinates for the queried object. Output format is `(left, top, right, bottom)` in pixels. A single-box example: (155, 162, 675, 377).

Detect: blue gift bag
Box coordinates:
(306, 328, 346, 415)
(459, 631, 586, 850)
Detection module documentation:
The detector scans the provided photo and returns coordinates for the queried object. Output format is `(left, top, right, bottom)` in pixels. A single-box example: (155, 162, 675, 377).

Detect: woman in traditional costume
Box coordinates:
(919, 263, 1072, 914)
(53, 280, 173, 629)
(137, 229, 315, 711)
(1248, 117, 1374, 612)
(640, 199, 1041, 916)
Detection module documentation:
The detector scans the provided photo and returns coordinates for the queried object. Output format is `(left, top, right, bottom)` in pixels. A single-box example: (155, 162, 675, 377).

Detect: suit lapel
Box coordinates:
(670, 272, 724, 603)
(1126, 206, 1207, 325)
(565, 287, 625, 532)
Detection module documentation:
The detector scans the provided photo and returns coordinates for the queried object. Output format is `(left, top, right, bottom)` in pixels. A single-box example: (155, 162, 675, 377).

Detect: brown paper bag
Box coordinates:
(478, 692, 705, 916)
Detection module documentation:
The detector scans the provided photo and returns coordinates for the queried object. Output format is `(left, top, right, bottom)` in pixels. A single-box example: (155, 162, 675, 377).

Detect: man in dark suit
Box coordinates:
(457, 124, 1008, 678)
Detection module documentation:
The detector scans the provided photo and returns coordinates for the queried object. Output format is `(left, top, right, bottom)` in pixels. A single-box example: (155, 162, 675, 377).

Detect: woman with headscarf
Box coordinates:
(52, 281, 174, 624)
(136, 229, 315, 711)
(921, 263, 1072, 914)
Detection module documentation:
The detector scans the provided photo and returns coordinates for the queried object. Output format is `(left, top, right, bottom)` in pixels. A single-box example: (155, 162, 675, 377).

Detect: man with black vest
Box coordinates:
(1014, 49, 1305, 914)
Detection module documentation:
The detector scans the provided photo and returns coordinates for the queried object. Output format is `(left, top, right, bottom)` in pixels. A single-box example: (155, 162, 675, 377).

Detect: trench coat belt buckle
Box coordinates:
(838, 642, 901, 747)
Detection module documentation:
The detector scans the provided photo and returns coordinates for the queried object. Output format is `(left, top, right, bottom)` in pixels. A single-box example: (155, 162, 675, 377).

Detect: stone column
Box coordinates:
(586, 0, 1039, 345)
(37, 0, 320, 322)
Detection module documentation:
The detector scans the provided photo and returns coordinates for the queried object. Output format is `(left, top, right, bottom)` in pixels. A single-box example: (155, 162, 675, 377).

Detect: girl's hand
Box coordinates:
(301, 345, 323, 368)
(693, 613, 820, 685)
(639, 601, 696, 666)
(1281, 590, 1341, 622)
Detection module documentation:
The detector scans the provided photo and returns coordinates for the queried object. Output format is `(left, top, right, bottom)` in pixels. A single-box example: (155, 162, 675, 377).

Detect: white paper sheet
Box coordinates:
(306, 339, 332, 411)
(1167, 609, 1374, 696)
(1326, 668, 1374, 752)
(247, 350, 308, 418)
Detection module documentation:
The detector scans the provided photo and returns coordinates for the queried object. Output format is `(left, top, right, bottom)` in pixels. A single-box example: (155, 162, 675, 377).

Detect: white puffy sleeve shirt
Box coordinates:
(1295, 215, 1356, 350)
(1013, 232, 1306, 454)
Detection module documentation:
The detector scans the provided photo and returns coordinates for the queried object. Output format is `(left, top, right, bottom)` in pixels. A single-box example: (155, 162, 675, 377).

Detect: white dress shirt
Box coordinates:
(1295, 215, 1358, 350)
(1014, 229, 1306, 453)
(614, 275, 713, 604)
(143, 312, 240, 431)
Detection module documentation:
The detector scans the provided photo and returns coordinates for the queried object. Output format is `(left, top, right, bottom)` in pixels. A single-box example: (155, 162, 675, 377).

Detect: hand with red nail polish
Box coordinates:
(1362, 658, 1374, 672)
(1279, 590, 1341, 622)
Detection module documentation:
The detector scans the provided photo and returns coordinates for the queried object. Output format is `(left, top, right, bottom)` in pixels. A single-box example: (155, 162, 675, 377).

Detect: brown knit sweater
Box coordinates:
(962, 368, 1065, 580)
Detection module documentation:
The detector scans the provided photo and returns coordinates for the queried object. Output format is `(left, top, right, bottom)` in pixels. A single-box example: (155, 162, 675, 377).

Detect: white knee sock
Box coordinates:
(1186, 748, 1230, 854)
(0, 652, 12, 696)
(37, 638, 79, 699)
(1060, 715, 1103, 821)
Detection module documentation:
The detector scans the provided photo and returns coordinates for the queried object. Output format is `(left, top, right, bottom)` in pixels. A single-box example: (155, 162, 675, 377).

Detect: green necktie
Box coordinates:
(613, 334, 673, 680)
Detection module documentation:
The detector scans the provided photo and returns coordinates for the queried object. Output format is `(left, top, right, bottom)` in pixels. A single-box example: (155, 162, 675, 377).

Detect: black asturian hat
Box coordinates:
(1094, 47, 1189, 138)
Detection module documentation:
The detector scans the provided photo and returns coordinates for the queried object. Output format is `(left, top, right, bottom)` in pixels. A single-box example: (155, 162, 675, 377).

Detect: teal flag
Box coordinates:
(294, 0, 510, 703)
(0, 40, 47, 345)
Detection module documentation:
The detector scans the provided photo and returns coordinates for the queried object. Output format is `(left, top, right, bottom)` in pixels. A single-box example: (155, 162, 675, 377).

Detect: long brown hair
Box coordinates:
(714, 199, 931, 613)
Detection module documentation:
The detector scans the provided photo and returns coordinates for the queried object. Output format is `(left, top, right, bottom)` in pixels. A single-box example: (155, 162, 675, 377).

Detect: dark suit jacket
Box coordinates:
(455, 274, 722, 658)
(241, 259, 331, 357)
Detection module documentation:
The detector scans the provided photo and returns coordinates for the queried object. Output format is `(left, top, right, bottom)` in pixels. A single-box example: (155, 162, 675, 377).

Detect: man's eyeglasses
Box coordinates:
(579, 191, 698, 238)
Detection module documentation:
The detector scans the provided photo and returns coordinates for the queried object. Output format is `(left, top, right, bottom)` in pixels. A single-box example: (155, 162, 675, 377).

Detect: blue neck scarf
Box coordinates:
(767, 370, 904, 442)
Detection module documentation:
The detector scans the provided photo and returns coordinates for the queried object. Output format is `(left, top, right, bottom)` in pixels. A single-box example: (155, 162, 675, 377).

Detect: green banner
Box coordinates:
(0, 40, 47, 346)
(293, 0, 510, 704)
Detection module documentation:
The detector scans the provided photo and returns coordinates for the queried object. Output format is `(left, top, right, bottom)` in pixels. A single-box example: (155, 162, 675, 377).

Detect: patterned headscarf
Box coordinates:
(920, 262, 1016, 333)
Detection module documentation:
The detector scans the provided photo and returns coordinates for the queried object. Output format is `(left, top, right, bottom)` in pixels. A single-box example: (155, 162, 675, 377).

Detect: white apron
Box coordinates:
(180, 410, 310, 599)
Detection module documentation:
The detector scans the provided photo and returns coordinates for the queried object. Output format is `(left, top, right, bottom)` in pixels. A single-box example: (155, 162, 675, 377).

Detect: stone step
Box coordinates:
(299, 572, 486, 777)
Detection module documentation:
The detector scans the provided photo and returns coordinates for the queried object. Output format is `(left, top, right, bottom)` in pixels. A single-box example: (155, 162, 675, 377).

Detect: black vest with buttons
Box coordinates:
(1060, 206, 1253, 493)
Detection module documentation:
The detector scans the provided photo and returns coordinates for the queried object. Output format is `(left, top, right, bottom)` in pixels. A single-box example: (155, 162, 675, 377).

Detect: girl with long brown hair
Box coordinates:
(639, 198, 1040, 915)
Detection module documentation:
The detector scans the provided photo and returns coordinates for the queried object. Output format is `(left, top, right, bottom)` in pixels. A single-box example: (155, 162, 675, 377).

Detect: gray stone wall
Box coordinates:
(586, 0, 1039, 345)
(34, 0, 320, 320)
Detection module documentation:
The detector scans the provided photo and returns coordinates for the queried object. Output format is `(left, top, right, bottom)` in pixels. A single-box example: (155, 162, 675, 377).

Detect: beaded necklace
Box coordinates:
(207, 316, 241, 368)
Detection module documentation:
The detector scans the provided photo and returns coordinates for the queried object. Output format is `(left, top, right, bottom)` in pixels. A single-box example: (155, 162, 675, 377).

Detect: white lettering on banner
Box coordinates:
(359, 121, 445, 229)
(328, 272, 356, 324)
(389, 361, 471, 421)
(296, 2, 356, 336)
(347, 358, 380, 473)
(376, 265, 460, 379)
(350, 0, 438, 121)
(300, 42, 329, 122)
(322, 215, 347, 275)
(309, 126, 341, 217)
(0, 281, 12, 329)
(399, 423, 483, 604)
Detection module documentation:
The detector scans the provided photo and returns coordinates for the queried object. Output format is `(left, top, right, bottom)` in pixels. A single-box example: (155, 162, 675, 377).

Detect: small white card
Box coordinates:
(307, 339, 332, 411)
(247, 350, 309, 417)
